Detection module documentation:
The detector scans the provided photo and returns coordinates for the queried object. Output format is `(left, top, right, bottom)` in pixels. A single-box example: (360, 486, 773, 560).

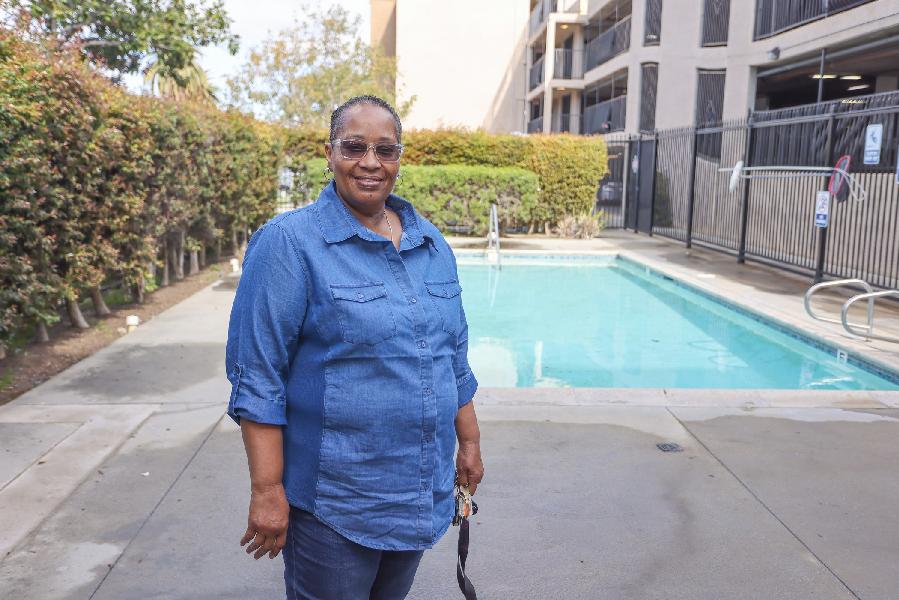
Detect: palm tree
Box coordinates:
(144, 59, 218, 105)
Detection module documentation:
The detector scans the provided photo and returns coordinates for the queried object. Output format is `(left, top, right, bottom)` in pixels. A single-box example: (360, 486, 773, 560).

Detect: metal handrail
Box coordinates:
(804, 279, 874, 331)
(841, 291, 899, 343)
(487, 203, 501, 269)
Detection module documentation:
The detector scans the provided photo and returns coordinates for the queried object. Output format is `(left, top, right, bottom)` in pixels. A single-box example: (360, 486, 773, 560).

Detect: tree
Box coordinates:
(3, 0, 238, 79)
(144, 58, 217, 105)
(226, 4, 413, 127)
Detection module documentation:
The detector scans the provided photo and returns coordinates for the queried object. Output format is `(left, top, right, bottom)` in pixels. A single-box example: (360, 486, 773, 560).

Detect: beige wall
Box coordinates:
(371, 0, 397, 57)
(392, 0, 529, 132)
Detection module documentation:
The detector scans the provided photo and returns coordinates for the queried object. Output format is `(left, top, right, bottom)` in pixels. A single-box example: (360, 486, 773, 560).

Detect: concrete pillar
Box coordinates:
(572, 24, 584, 78)
(625, 66, 639, 133)
(525, 42, 535, 131)
(571, 89, 582, 134)
(542, 19, 556, 133)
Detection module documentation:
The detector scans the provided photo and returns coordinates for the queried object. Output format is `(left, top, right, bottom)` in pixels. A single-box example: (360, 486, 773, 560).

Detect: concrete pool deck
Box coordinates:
(2, 232, 899, 599)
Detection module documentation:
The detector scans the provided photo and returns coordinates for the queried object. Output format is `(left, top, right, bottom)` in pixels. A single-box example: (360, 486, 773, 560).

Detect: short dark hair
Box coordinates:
(329, 95, 403, 143)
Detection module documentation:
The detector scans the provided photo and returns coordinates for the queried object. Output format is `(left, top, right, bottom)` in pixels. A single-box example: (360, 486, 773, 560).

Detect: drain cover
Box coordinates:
(656, 442, 683, 453)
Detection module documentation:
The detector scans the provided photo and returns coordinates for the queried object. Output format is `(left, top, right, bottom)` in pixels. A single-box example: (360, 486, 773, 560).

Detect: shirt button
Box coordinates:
(423, 387, 432, 395)
(356, 293, 364, 300)
(422, 480, 431, 491)
(410, 298, 417, 304)
(417, 340, 426, 349)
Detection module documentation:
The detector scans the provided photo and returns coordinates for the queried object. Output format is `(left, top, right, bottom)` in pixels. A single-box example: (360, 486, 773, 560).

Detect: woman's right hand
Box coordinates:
(241, 482, 290, 560)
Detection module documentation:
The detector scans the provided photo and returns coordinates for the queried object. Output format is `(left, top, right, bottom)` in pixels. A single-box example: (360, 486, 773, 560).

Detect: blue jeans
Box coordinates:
(284, 507, 425, 600)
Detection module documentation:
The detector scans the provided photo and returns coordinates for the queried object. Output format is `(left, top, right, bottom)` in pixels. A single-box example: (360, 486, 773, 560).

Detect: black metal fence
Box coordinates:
(609, 90, 899, 289)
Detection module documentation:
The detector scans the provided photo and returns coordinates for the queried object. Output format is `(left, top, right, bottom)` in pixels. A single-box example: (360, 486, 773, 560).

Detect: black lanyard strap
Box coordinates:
(456, 517, 477, 600)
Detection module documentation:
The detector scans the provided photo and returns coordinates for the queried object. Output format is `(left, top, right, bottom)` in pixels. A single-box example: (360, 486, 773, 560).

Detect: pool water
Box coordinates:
(458, 255, 899, 390)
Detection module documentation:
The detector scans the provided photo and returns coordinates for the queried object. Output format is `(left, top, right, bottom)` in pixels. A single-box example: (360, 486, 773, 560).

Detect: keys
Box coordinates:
(452, 484, 477, 526)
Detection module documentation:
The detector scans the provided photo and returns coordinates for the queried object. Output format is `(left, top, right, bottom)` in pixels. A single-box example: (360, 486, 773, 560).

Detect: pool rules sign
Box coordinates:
(815, 190, 831, 228)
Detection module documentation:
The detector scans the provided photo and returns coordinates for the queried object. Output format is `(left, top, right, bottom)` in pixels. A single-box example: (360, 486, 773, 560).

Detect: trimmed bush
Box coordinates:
(0, 33, 282, 350)
(304, 158, 539, 235)
(286, 129, 608, 230)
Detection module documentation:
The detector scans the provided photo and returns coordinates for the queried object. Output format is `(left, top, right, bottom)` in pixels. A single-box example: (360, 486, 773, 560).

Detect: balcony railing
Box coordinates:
(553, 48, 583, 79)
(553, 113, 580, 133)
(528, 116, 544, 133)
(585, 16, 631, 72)
(529, 54, 545, 90)
(583, 95, 626, 134)
(754, 0, 875, 39)
(529, 0, 556, 35)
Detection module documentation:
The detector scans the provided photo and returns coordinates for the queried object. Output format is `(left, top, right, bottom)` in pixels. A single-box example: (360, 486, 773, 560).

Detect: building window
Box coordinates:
(695, 70, 726, 127)
(695, 69, 726, 159)
(639, 63, 658, 132)
(644, 0, 662, 45)
(701, 0, 730, 46)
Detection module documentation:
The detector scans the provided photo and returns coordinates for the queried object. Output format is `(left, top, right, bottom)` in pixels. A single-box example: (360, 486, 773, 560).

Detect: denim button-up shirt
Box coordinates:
(226, 181, 478, 551)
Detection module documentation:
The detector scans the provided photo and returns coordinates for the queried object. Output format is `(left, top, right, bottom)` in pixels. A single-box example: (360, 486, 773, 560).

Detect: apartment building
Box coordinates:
(371, 0, 529, 132)
(374, 0, 899, 134)
(527, 0, 899, 135)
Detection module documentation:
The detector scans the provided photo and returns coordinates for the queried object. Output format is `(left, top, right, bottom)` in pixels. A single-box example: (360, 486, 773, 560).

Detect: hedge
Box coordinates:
(285, 128, 608, 229)
(304, 158, 540, 234)
(0, 33, 282, 351)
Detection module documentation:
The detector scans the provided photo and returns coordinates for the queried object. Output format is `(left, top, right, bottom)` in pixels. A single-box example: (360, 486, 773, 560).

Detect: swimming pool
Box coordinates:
(457, 254, 899, 390)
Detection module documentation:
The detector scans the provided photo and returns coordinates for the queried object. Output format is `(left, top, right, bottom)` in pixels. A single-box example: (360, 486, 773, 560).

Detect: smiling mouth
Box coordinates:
(355, 176, 383, 185)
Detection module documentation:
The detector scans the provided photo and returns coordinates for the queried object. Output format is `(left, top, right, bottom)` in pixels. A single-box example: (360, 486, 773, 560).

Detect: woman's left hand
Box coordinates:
(456, 440, 484, 495)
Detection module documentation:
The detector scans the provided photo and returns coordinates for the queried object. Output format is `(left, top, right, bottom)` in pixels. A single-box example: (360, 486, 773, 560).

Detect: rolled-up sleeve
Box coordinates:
(225, 223, 308, 425)
(454, 304, 478, 408)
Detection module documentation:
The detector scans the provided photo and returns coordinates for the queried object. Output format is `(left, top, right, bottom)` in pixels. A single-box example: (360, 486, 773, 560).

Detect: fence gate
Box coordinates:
(635, 138, 657, 234)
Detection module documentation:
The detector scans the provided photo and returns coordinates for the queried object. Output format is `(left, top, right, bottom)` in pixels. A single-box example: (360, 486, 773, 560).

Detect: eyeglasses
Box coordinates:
(332, 139, 404, 163)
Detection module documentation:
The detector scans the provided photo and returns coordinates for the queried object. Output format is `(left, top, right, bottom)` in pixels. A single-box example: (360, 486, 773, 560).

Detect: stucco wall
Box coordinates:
(395, 0, 529, 131)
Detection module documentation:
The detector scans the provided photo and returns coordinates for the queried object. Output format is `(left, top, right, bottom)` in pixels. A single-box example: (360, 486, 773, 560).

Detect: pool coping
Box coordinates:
(455, 248, 899, 406)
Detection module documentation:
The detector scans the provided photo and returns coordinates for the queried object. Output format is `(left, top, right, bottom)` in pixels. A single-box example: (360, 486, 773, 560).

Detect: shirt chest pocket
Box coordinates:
(425, 280, 463, 336)
(330, 282, 397, 345)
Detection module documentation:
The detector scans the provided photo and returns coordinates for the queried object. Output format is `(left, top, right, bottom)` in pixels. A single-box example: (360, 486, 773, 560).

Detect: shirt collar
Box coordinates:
(313, 180, 431, 248)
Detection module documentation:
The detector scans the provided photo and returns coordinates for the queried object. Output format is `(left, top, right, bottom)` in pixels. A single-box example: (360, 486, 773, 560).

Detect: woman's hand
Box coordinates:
(455, 402, 484, 494)
(241, 482, 290, 559)
(239, 420, 287, 559)
(455, 440, 484, 495)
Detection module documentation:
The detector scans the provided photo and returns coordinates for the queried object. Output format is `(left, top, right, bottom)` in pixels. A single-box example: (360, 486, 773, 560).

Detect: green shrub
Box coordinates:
(304, 158, 539, 235)
(286, 129, 608, 230)
(0, 32, 282, 349)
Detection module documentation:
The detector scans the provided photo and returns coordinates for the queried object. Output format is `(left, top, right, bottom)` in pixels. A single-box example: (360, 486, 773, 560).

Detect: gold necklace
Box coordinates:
(383, 208, 395, 244)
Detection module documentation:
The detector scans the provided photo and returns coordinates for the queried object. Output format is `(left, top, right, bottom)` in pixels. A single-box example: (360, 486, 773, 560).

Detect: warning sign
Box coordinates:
(815, 190, 831, 228)
(864, 124, 883, 165)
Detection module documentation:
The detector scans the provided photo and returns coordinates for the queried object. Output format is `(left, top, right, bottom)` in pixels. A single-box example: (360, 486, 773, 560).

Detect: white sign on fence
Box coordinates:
(864, 124, 883, 165)
(896, 143, 899, 185)
(814, 190, 831, 228)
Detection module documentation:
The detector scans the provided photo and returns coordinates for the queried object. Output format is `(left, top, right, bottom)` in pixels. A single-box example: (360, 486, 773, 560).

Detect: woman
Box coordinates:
(225, 95, 484, 600)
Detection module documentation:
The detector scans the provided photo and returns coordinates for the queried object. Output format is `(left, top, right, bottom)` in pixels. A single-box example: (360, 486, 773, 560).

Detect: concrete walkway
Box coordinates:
(2, 233, 899, 599)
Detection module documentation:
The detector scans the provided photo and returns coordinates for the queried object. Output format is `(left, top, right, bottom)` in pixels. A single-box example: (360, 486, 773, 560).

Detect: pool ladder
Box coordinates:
(804, 279, 899, 343)
(486, 203, 501, 269)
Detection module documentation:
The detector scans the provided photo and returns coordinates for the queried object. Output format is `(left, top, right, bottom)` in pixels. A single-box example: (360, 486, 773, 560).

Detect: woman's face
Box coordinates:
(326, 104, 400, 209)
